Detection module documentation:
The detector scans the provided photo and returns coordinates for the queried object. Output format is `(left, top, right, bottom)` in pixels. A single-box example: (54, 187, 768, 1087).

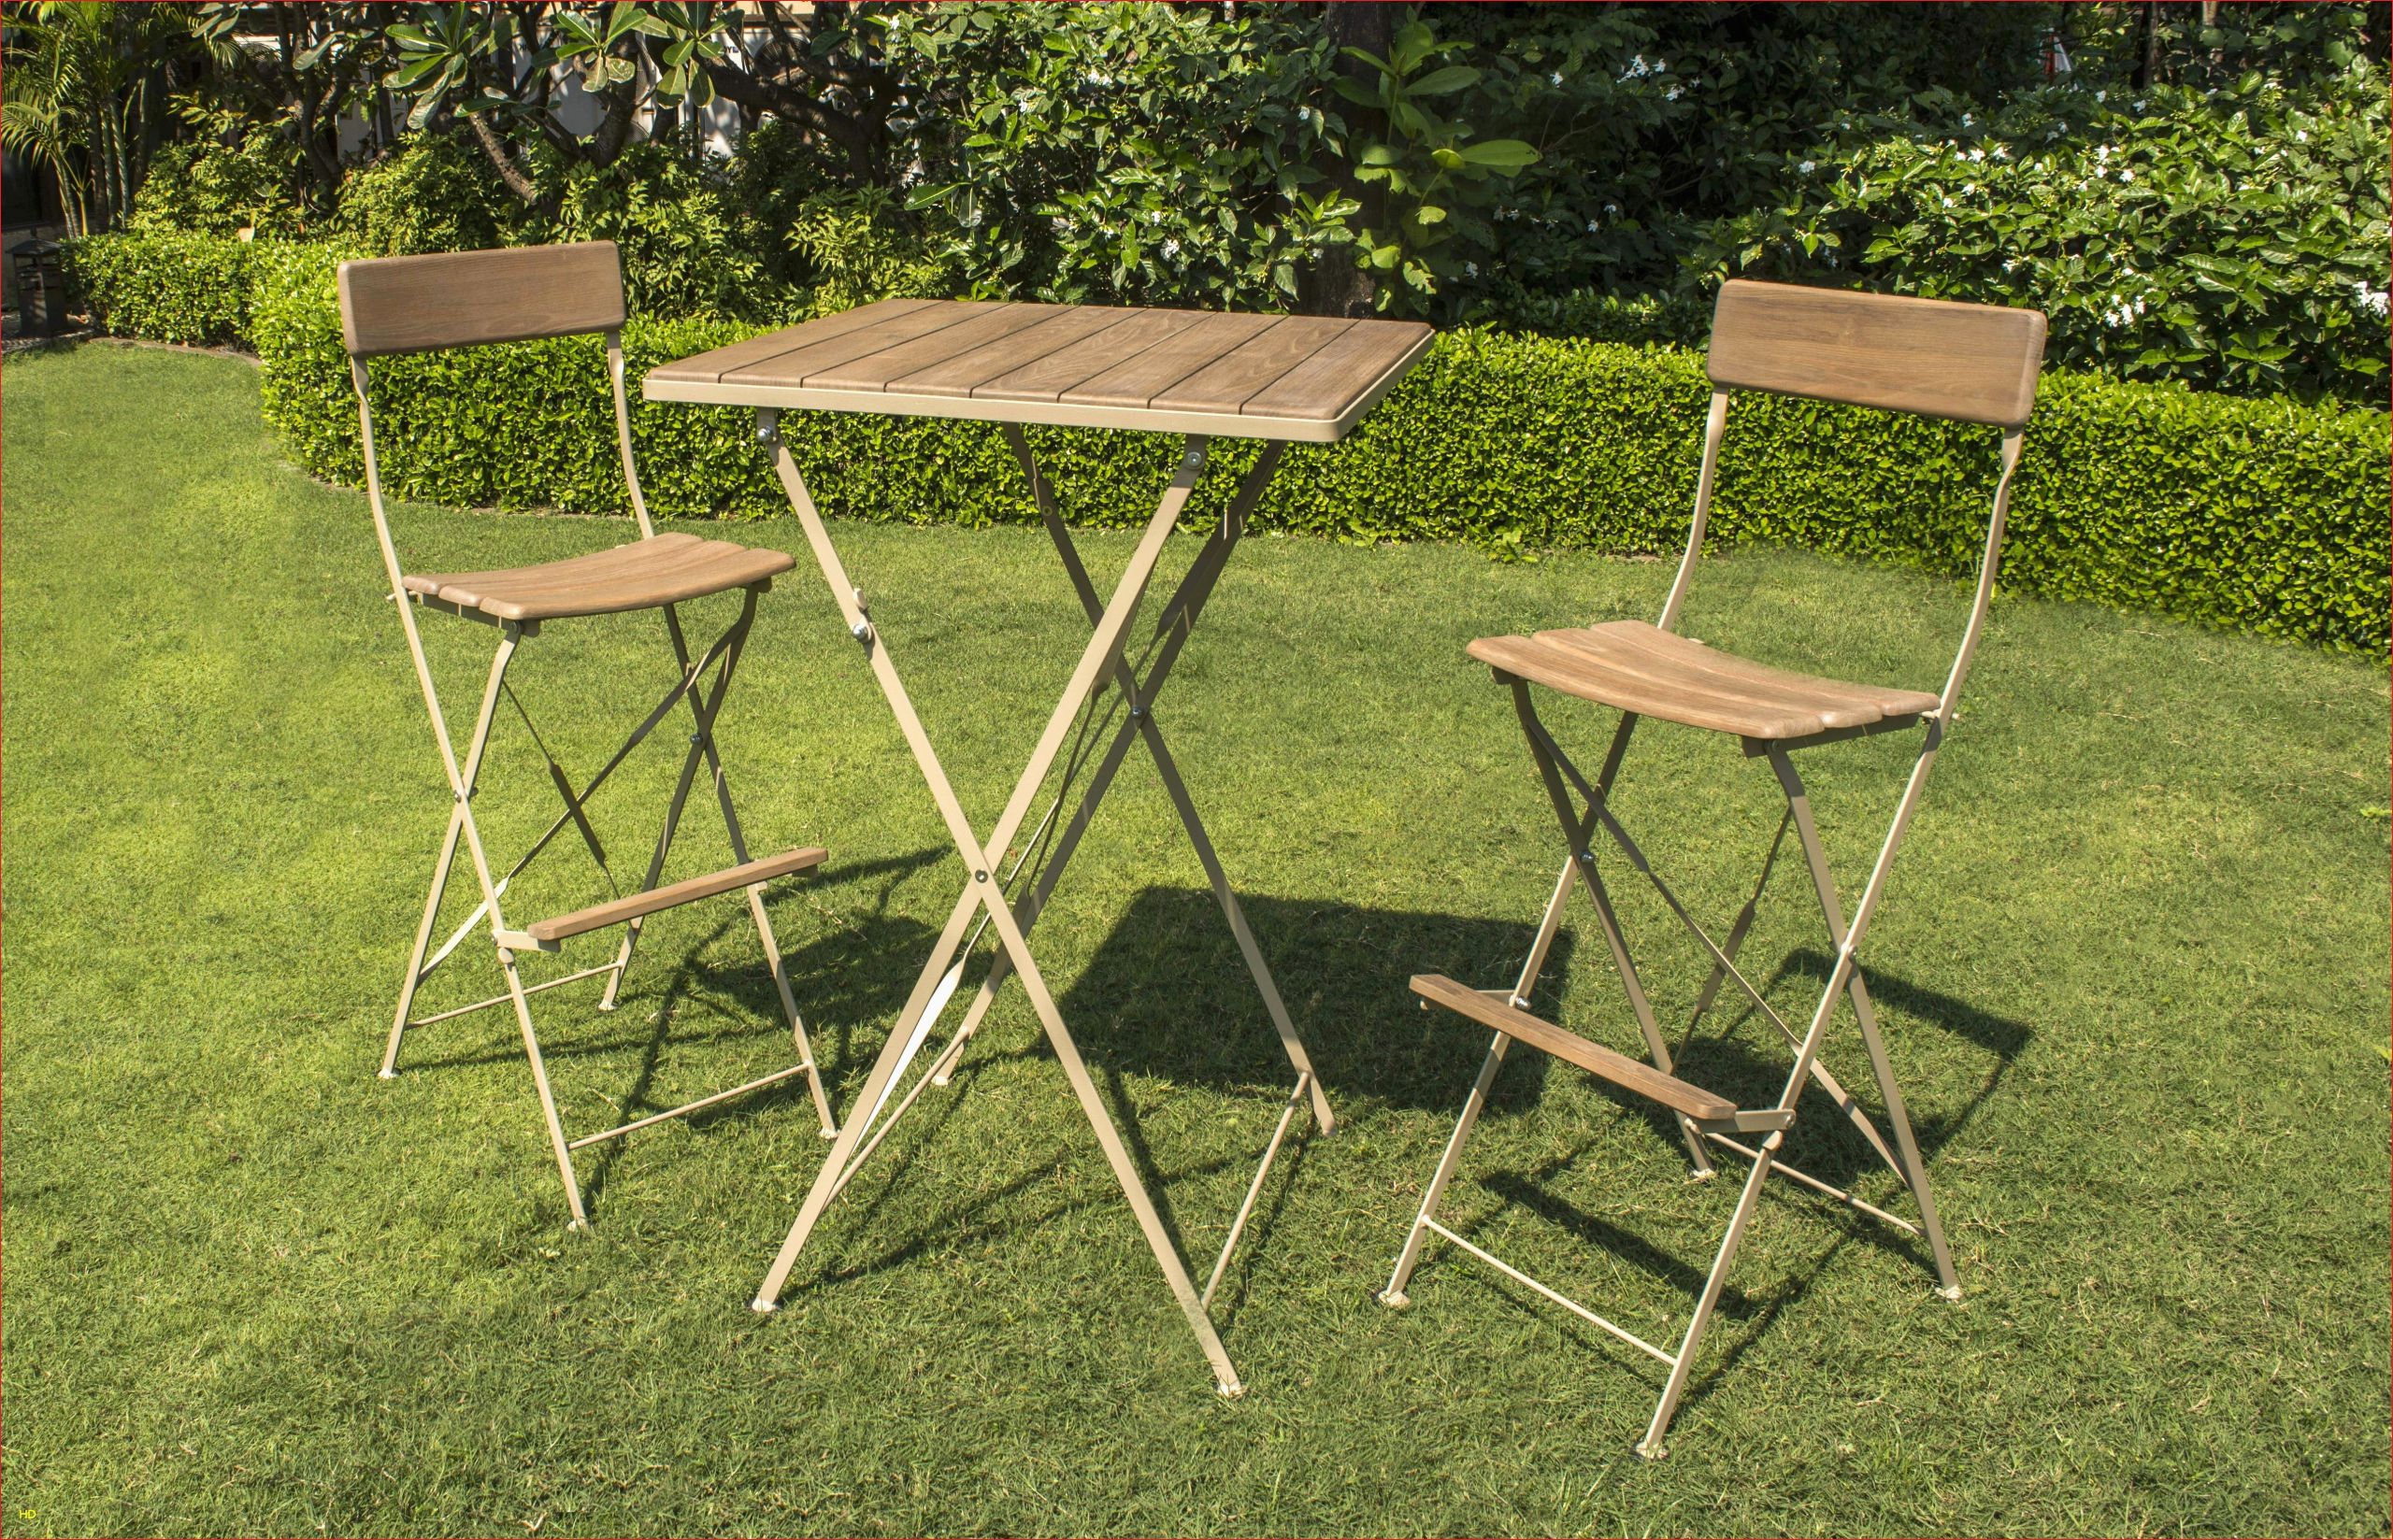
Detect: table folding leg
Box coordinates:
(749, 417, 1332, 1395)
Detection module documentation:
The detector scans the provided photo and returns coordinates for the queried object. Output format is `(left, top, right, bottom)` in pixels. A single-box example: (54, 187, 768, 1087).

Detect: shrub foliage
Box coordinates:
(227, 255, 2388, 652)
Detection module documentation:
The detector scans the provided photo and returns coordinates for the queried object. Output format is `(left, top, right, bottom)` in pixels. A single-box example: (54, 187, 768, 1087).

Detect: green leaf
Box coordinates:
(1408, 65, 1481, 97)
(1456, 139, 1540, 170)
(1331, 77, 1381, 109)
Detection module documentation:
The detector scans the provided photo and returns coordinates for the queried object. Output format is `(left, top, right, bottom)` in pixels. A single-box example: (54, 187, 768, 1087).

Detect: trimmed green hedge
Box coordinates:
(73, 230, 2393, 649)
(65, 231, 359, 349)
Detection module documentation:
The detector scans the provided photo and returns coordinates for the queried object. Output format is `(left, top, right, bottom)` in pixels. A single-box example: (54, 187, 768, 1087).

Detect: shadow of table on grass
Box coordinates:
(780, 887, 1569, 1305)
(652, 877, 2026, 1342)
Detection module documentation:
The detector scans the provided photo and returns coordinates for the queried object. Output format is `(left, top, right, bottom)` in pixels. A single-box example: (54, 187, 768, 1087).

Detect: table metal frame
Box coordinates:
(745, 412, 1332, 1395)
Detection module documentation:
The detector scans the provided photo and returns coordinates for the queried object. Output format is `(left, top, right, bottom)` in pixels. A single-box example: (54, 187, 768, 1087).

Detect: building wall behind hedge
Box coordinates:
(72, 231, 2393, 650)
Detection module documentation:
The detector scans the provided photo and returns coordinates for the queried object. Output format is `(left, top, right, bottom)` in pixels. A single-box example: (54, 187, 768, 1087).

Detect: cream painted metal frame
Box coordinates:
(647, 301, 1431, 1395)
(1380, 279, 2047, 1457)
(342, 241, 839, 1230)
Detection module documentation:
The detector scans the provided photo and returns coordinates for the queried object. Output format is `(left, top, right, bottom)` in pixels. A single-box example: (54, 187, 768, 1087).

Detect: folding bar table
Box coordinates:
(647, 299, 1431, 1393)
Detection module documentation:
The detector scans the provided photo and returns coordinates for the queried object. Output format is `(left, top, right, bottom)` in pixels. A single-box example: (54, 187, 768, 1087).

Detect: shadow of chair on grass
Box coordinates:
(394, 847, 947, 1218)
(1432, 941, 2031, 1419)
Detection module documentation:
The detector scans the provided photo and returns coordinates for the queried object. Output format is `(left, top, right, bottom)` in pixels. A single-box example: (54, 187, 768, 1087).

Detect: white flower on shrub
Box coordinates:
(1161, 238, 1181, 260)
(2354, 281, 2389, 318)
(1798, 160, 1816, 174)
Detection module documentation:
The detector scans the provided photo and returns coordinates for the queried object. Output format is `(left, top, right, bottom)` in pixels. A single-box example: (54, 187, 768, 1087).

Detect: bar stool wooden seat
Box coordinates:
(401, 531, 794, 624)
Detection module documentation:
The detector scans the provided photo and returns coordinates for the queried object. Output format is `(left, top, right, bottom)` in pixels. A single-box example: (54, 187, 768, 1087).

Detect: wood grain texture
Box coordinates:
(403, 533, 795, 622)
(1239, 320, 1431, 420)
(1468, 620, 1938, 741)
(643, 302, 1432, 441)
(1411, 973, 1738, 1121)
(339, 241, 625, 358)
(1064, 310, 1278, 408)
(892, 307, 1144, 398)
(802, 302, 1067, 391)
(967, 307, 1208, 404)
(1707, 278, 2046, 428)
(719, 300, 992, 388)
(524, 847, 828, 944)
(646, 298, 934, 386)
(1150, 316, 1354, 411)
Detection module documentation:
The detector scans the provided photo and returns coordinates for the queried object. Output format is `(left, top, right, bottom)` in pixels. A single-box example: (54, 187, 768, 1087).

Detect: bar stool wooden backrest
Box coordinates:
(342, 241, 658, 544)
(1665, 279, 2047, 705)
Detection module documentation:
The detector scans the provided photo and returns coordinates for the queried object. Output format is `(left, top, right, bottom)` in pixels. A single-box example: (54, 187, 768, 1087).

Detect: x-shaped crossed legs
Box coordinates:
(383, 590, 838, 1229)
(750, 420, 1328, 1395)
(1383, 690, 1958, 1455)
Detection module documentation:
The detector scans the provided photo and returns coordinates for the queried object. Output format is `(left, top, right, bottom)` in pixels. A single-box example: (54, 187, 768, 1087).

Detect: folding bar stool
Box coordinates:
(1380, 278, 2046, 1456)
(340, 241, 840, 1229)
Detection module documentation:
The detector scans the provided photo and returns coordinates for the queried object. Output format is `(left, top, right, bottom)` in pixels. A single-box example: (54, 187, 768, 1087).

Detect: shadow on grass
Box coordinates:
(1423, 943, 2028, 1423)
(722, 886, 1569, 1308)
(1050, 885, 1575, 1112)
(391, 848, 950, 1215)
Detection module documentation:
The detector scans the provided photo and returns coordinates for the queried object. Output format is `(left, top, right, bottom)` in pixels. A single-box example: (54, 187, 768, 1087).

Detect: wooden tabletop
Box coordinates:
(644, 298, 1432, 443)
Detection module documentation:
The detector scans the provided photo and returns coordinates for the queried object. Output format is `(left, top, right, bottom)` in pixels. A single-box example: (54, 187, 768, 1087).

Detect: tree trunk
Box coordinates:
(2132, 0, 2161, 90)
(466, 111, 543, 206)
(589, 76, 637, 167)
(1300, 0, 1394, 319)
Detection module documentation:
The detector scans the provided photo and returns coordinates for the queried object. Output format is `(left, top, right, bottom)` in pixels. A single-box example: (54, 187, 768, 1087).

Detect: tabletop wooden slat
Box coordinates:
(722, 300, 989, 387)
(663, 297, 933, 386)
(1239, 320, 1436, 421)
(892, 307, 1142, 399)
(807, 302, 1068, 392)
(645, 300, 1434, 443)
(1151, 316, 1355, 413)
(1066, 311, 1278, 410)
(969, 308, 1209, 405)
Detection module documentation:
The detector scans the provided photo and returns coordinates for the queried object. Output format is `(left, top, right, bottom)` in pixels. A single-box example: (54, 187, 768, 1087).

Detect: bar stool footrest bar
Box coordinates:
(503, 846, 827, 952)
(1411, 973, 1742, 1125)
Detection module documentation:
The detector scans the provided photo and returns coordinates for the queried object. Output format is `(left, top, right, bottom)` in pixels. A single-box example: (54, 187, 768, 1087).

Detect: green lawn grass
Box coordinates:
(4, 342, 2387, 1537)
